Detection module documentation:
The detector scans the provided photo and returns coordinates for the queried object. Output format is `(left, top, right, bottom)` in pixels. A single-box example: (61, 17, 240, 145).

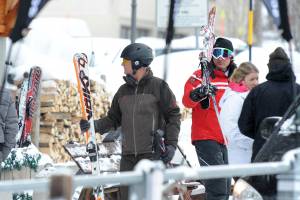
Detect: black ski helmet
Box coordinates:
(120, 43, 154, 71)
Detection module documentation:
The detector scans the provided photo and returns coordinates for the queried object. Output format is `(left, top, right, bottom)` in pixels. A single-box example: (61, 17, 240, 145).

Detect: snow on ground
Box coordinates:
(172, 118, 200, 168)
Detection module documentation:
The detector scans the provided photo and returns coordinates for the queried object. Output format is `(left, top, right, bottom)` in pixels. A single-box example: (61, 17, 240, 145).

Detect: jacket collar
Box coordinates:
(214, 68, 228, 78)
(229, 81, 249, 92)
(123, 68, 153, 86)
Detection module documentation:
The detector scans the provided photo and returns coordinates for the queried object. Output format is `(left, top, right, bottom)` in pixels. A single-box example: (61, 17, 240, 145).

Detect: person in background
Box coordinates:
(0, 90, 18, 163)
(238, 47, 300, 161)
(182, 37, 237, 200)
(219, 62, 259, 165)
(80, 43, 181, 200)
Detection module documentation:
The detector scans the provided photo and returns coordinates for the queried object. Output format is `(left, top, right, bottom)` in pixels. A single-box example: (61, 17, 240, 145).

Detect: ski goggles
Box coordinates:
(212, 48, 234, 59)
(122, 58, 131, 65)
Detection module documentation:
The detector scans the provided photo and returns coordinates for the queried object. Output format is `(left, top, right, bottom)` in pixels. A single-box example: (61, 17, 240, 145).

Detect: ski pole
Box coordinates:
(176, 144, 192, 167)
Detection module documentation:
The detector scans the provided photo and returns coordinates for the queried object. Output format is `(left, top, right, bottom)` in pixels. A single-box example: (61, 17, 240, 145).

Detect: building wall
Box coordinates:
(38, 0, 193, 38)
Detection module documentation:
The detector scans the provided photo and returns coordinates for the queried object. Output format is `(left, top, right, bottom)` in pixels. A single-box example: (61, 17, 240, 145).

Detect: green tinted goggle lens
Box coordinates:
(212, 48, 233, 59)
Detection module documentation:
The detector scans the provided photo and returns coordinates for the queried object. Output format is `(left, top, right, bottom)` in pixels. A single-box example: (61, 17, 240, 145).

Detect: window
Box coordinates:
(120, 26, 131, 39)
(120, 25, 150, 39)
(157, 30, 186, 39)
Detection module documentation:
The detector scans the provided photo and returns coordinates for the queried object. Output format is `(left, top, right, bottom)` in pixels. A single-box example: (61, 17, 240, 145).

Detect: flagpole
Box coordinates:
(248, 0, 254, 62)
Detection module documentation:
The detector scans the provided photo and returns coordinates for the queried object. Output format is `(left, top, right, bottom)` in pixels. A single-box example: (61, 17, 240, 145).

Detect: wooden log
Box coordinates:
(36, 79, 111, 163)
(39, 133, 52, 144)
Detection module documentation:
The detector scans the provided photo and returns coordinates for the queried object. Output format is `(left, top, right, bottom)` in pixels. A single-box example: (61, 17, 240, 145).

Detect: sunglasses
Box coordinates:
(212, 48, 234, 59)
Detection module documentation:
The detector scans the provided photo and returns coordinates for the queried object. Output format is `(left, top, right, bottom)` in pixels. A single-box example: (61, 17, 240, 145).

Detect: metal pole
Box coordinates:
(277, 149, 300, 200)
(130, 0, 137, 43)
(129, 160, 165, 200)
(0, 160, 292, 193)
(162, 0, 175, 81)
(248, 0, 254, 62)
(195, 27, 200, 49)
(145, 163, 164, 200)
(0, 38, 5, 86)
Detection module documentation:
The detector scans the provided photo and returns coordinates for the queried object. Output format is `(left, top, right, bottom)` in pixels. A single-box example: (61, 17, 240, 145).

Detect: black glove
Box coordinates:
(161, 145, 176, 164)
(189, 85, 210, 102)
(80, 119, 90, 132)
(208, 85, 218, 96)
(200, 97, 210, 109)
(190, 84, 218, 102)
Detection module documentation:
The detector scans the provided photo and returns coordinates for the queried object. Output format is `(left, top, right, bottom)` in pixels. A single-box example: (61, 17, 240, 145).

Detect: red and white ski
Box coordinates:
(199, 6, 216, 62)
(16, 77, 29, 146)
(73, 53, 104, 200)
(17, 66, 42, 147)
(199, 7, 228, 145)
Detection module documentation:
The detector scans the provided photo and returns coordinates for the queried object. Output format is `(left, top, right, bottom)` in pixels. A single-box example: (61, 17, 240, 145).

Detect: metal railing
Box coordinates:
(0, 148, 300, 200)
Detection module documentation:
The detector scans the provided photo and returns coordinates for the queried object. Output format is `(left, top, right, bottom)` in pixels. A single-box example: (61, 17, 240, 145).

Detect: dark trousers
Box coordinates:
(119, 153, 159, 200)
(194, 140, 230, 200)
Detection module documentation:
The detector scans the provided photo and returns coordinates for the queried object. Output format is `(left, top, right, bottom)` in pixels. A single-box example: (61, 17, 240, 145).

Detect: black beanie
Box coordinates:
(268, 47, 290, 70)
(213, 37, 234, 51)
(266, 47, 294, 81)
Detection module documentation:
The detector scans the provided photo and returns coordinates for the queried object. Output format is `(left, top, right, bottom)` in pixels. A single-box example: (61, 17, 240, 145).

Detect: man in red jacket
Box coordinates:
(182, 37, 237, 200)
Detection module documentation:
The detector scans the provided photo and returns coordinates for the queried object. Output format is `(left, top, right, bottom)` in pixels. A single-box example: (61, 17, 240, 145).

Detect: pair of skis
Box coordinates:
(73, 53, 105, 200)
(198, 6, 228, 145)
(16, 66, 42, 148)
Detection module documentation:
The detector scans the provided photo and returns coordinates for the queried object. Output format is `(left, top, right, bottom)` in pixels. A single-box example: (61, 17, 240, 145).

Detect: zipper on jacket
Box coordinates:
(132, 85, 138, 157)
(151, 113, 155, 153)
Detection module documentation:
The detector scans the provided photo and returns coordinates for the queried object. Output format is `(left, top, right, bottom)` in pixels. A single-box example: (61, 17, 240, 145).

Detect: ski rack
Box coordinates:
(63, 142, 121, 174)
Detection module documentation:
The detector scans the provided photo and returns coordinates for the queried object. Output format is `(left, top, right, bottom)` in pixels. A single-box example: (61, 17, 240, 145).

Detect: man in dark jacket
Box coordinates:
(238, 47, 300, 161)
(0, 90, 18, 163)
(80, 43, 181, 200)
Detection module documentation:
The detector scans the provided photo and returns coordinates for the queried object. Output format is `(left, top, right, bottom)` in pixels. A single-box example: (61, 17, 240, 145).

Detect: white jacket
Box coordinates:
(219, 88, 253, 164)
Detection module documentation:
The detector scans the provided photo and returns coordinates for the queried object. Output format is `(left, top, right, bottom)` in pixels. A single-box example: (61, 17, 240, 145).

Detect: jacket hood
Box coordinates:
(266, 47, 295, 81)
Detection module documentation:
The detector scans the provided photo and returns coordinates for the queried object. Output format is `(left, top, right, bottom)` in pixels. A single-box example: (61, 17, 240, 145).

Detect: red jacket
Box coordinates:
(182, 68, 229, 144)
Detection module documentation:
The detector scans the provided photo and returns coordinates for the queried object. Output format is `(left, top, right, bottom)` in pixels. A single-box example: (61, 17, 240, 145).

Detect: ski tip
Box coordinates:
(209, 6, 216, 14)
(73, 53, 89, 64)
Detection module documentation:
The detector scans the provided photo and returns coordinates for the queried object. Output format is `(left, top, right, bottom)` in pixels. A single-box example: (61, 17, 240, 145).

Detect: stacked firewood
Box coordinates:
(37, 80, 111, 162)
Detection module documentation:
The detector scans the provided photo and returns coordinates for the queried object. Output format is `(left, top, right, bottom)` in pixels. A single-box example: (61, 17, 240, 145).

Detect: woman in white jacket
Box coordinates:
(219, 62, 259, 164)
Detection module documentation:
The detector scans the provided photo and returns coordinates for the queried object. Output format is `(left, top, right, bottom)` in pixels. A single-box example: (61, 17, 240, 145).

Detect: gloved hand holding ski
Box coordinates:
(73, 53, 105, 199)
(190, 84, 218, 102)
(153, 129, 176, 164)
(161, 145, 176, 164)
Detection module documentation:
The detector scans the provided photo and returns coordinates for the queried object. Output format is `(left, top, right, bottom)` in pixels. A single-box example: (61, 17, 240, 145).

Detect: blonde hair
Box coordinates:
(230, 62, 259, 83)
